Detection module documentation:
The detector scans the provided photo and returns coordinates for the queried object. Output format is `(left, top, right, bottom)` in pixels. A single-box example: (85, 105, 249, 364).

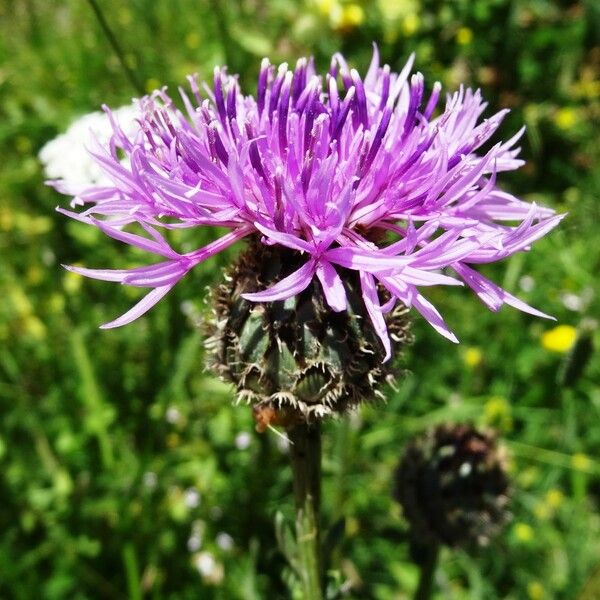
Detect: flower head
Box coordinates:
(55, 46, 562, 359)
(394, 423, 511, 548)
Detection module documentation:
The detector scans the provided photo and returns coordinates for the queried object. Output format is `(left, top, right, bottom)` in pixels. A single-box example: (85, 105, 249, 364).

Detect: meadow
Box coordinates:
(1, 0, 599, 598)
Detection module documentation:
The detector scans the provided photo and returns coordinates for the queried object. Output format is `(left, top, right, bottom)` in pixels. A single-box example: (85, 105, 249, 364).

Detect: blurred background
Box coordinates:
(1, 0, 599, 598)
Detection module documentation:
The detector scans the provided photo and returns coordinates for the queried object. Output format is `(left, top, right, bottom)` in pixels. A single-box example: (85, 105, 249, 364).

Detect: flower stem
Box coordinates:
(85, 0, 145, 96)
(413, 543, 439, 600)
(288, 422, 324, 600)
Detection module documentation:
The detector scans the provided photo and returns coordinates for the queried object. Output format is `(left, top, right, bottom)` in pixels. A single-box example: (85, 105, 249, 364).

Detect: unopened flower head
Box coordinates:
(55, 47, 561, 359)
(394, 423, 511, 548)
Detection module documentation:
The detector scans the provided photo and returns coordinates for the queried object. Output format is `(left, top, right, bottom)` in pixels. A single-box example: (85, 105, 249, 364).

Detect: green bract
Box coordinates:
(206, 239, 412, 420)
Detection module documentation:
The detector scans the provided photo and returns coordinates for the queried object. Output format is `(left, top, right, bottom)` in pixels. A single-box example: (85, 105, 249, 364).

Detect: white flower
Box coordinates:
(39, 105, 140, 188)
(187, 533, 202, 552)
(193, 552, 224, 584)
(142, 471, 157, 490)
(165, 406, 182, 425)
(216, 532, 234, 552)
(184, 487, 201, 509)
(234, 431, 252, 450)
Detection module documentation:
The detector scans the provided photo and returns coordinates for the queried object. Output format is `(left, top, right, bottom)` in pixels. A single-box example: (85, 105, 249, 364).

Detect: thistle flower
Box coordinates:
(55, 47, 561, 358)
(394, 423, 511, 548)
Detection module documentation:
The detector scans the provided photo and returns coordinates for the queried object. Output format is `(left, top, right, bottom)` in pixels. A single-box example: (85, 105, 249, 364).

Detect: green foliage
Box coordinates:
(1, 0, 599, 597)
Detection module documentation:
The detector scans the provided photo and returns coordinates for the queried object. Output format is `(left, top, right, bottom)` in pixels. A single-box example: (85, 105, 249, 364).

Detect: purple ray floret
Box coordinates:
(56, 46, 563, 359)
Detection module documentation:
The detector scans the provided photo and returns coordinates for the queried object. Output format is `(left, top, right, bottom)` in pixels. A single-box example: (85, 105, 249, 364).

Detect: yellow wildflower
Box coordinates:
(533, 502, 550, 521)
(527, 581, 545, 600)
(145, 78, 161, 94)
(63, 269, 83, 295)
(541, 325, 576, 353)
(401, 13, 420, 36)
(554, 107, 577, 130)
(545, 489, 564, 509)
(315, 0, 335, 16)
(484, 396, 513, 432)
(571, 452, 591, 472)
(48, 293, 66, 314)
(514, 522, 534, 543)
(463, 346, 482, 368)
(456, 27, 473, 46)
(343, 4, 364, 27)
(24, 315, 46, 340)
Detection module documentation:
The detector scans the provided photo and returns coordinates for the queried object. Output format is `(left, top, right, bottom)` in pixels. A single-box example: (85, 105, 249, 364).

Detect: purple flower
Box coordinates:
(56, 47, 563, 359)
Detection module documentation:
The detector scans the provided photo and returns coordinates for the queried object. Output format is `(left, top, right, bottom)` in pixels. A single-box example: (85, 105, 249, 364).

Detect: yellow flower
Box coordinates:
(554, 107, 577, 130)
(571, 452, 591, 472)
(63, 269, 83, 295)
(572, 79, 600, 99)
(514, 522, 534, 543)
(336, 4, 365, 29)
(48, 293, 66, 314)
(463, 346, 482, 368)
(24, 316, 47, 340)
(401, 13, 420, 36)
(541, 325, 576, 353)
(315, 0, 335, 16)
(145, 78, 161, 94)
(517, 466, 539, 489)
(527, 581, 545, 600)
(484, 396, 513, 432)
(533, 502, 550, 520)
(456, 27, 473, 46)
(545, 489, 564, 509)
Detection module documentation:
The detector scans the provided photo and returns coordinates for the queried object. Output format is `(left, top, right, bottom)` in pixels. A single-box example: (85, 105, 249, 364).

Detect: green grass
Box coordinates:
(1, 0, 599, 598)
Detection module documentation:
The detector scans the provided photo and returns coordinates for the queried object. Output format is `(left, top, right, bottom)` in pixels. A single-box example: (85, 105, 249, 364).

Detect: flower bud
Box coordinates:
(205, 239, 412, 421)
(394, 423, 511, 548)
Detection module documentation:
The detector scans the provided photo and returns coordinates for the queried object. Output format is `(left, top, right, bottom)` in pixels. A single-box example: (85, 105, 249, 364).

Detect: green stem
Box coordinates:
(209, 0, 235, 71)
(414, 543, 439, 600)
(288, 423, 323, 600)
(85, 0, 145, 96)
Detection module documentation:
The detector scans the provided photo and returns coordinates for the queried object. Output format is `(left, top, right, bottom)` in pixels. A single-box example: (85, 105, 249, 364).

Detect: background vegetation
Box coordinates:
(1, 0, 599, 598)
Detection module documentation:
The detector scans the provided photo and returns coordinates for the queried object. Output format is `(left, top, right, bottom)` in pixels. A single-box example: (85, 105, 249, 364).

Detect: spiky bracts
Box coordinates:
(205, 238, 411, 420)
(394, 423, 511, 548)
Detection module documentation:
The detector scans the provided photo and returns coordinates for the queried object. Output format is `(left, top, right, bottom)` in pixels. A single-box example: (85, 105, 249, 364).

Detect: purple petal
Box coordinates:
(412, 293, 459, 343)
(326, 246, 410, 272)
(62, 264, 130, 282)
(316, 260, 347, 312)
(242, 260, 316, 303)
(453, 263, 554, 319)
(360, 272, 391, 361)
(253, 222, 314, 253)
(100, 285, 175, 329)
